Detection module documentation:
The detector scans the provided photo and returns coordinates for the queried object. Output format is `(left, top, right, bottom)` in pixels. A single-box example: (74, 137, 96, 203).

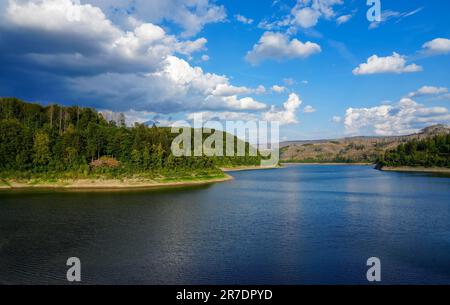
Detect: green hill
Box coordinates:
(377, 133, 450, 169)
(0, 97, 261, 182)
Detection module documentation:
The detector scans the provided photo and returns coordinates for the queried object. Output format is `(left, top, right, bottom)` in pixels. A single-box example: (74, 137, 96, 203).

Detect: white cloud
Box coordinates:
(0, 0, 280, 115)
(332, 116, 342, 123)
(271, 85, 286, 93)
(246, 31, 321, 65)
(211, 83, 271, 98)
(303, 105, 316, 113)
(88, 0, 226, 37)
(422, 38, 450, 55)
(222, 96, 267, 110)
(336, 14, 352, 25)
(186, 111, 258, 122)
(5, 0, 120, 42)
(156, 55, 225, 92)
(235, 14, 253, 24)
(344, 98, 450, 136)
(259, 0, 344, 31)
(353, 52, 423, 75)
(262, 93, 302, 125)
(201, 54, 210, 61)
(408, 86, 448, 98)
(212, 84, 251, 96)
(69, 55, 270, 113)
(2, 0, 208, 75)
(255, 85, 267, 94)
(293, 7, 321, 28)
(292, 0, 343, 27)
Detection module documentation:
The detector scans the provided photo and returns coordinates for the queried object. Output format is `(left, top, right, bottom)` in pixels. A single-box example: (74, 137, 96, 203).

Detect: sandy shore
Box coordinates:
(380, 166, 450, 174)
(0, 175, 233, 191)
(221, 165, 281, 172)
(0, 165, 281, 191)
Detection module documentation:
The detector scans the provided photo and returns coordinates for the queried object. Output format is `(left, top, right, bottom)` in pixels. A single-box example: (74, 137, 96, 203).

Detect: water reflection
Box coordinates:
(1, 165, 450, 284)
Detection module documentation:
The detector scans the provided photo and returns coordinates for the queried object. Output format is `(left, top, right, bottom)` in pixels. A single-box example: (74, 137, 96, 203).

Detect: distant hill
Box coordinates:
(281, 125, 450, 163)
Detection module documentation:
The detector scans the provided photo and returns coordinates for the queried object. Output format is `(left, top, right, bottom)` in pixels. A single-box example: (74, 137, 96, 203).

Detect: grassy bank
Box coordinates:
(0, 172, 232, 190)
(0, 163, 285, 190)
(0, 169, 233, 191)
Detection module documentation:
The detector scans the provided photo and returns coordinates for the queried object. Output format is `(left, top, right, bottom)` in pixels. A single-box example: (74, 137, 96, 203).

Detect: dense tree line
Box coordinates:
(0, 98, 261, 177)
(378, 134, 450, 168)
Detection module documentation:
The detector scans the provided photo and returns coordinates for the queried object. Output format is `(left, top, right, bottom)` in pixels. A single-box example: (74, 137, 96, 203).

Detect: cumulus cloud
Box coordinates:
(303, 105, 316, 113)
(408, 86, 448, 98)
(0, 0, 208, 76)
(186, 93, 304, 126)
(293, 7, 321, 28)
(246, 31, 321, 65)
(344, 98, 450, 136)
(89, 0, 227, 37)
(0, 1, 312, 129)
(0, 0, 278, 115)
(292, 0, 343, 28)
(212, 84, 251, 97)
(69, 55, 269, 112)
(186, 111, 258, 123)
(201, 54, 210, 61)
(422, 38, 450, 55)
(271, 85, 286, 93)
(259, 0, 344, 31)
(262, 93, 302, 125)
(352, 52, 423, 75)
(235, 14, 253, 24)
(221, 96, 267, 110)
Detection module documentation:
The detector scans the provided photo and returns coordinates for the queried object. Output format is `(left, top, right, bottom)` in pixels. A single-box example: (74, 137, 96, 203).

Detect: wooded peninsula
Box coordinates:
(0, 98, 264, 189)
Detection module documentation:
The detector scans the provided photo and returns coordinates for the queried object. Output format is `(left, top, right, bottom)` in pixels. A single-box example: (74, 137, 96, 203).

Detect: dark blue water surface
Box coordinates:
(1, 165, 450, 284)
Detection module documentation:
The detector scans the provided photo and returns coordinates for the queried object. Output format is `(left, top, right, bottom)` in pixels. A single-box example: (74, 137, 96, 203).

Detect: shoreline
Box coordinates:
(0, 175, 233, 191)
(380, 166, 450, 174)
(282, 162, 374, 166)
(0, 165, 282, 191)
(221, 165, 281, 172)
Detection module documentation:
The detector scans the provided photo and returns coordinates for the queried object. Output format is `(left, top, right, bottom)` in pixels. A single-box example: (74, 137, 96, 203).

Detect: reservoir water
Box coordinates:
(1, 165, 450, 284)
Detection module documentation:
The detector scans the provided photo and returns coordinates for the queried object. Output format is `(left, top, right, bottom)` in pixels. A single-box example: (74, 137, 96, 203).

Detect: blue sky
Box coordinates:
(1, 0, 450, 140)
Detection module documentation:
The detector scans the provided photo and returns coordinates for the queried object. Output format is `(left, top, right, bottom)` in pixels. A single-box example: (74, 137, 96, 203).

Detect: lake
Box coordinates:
(1, 165, 450, 284)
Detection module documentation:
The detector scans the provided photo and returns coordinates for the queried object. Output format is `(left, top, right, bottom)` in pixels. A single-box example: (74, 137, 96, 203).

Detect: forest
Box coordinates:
(378, 133, 450, 168)
(0, 98, 262, 180)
